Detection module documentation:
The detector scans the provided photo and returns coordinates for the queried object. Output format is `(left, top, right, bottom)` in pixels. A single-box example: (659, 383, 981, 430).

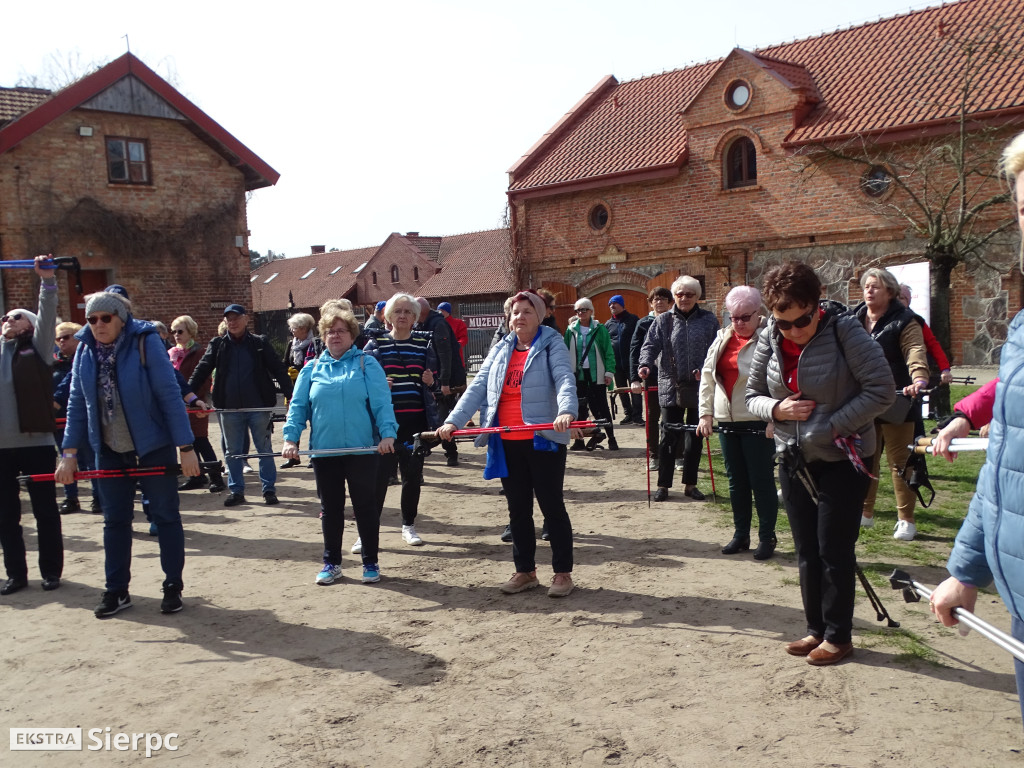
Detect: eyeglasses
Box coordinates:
(326, 329, 350, 338)
(674, 291, 697, 299)
(56, 334, 73, 342)
(732, 312, 757, 324)
(575, 308, 592, 314)
(1, 313, 23, 323)
(773, 308, 816, 331)
(171, 329, 186, 335)
(87, 314, 114, 325)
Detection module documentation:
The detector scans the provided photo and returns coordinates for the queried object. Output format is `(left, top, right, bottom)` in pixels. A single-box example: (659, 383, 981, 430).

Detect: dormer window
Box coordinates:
(725, 137, 757, 189)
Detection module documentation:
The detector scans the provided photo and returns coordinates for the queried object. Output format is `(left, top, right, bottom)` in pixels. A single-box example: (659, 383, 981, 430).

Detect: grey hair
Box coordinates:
(670, 275, 702, 299)
(860, 268, 900, 299)
(573, 297, 594, 312)
(287, 312, 316, 332)
(384, 293, 420, 323)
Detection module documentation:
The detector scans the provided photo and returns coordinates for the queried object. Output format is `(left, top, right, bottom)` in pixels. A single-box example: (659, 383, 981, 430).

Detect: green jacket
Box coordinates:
(564, 319, 615, 388)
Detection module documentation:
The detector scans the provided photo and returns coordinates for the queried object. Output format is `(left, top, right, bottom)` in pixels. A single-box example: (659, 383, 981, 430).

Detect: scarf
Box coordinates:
(96, 341, 118, 421)
(168, 340, 194, 371)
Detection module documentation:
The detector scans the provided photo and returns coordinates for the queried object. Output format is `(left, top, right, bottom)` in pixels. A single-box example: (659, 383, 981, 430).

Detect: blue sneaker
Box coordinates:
(362, 564, 381, 584)
(149, 522, 158, 536)
(316, 563, 342, 585)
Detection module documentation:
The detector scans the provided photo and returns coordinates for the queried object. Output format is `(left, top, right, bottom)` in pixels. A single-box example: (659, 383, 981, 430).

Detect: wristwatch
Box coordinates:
(179, 445, 195, 453)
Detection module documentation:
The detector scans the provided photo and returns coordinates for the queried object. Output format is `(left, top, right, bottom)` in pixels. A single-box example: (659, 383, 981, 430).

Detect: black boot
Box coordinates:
(178, 475, 208, 491)
(721, 535, 751, 555)
(207, 469, 226, 493)
(569, 439, 587, 451)
(753, 534, 777, 560)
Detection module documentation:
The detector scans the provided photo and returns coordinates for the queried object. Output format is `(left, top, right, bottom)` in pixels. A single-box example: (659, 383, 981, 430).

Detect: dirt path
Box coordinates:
(2, 419, 1021, 767)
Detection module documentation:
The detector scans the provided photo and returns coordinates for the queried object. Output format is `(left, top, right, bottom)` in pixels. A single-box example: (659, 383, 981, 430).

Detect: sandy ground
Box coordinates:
(2, 401, 1022, 767)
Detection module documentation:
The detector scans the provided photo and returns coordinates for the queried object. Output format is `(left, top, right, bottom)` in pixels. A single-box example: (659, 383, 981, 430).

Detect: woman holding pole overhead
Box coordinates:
(283, 305, 396, 586)
(438, 290, 578, 597)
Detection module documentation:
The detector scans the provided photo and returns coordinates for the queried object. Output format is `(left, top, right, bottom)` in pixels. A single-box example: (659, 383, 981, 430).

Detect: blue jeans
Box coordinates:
(96, 444, 184, 592)
(220, 412, 275, 496)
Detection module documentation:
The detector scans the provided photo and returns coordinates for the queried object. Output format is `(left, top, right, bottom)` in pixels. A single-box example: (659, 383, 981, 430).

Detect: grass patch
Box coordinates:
(858, 627, 942, 665)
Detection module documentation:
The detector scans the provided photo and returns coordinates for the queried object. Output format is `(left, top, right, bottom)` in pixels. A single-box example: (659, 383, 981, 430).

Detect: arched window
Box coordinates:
(725, 137, 757, 189)
(372, 271, 377, 286)
(390, 265, 400, 283)
(414, 266, 420, 281)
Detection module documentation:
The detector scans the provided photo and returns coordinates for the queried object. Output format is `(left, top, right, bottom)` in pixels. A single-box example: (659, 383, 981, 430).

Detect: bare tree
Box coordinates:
(15, 50, 104, 90)
(792, 19, 1024, 355)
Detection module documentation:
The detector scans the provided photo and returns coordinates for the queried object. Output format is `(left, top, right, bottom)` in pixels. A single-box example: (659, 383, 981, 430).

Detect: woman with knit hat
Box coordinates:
(56, 290, 199, 618)
(0, 255, 63, 596)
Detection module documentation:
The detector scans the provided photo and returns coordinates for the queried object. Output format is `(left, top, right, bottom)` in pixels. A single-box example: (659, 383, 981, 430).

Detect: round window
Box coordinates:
(861, 166, 894, 198)
(588, 204, 610, 231)
(726, 80, 751, 111)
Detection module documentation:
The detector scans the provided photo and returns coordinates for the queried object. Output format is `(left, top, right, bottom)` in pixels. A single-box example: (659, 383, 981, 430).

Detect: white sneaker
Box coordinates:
(350, 537, 362, 554)
(242, 462, 254, 474)
(675, 459, 684, 471)
(648, 458, 659, 471)
(860, 515, 875, 529)
(893, 520, 917, 541)
(402, 525, 424, 546)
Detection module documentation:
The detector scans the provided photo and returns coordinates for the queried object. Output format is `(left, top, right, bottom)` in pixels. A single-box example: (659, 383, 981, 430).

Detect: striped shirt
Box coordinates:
(371, 332, 433, 421)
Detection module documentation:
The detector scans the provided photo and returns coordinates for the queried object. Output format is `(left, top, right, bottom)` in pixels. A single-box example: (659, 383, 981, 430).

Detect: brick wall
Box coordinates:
(513, 56, 1021, 362)
(0, 108, 252, 340)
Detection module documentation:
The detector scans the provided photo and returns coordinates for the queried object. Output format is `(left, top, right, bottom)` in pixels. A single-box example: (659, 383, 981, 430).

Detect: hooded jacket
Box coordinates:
(946, 310, 1024, 621)
(446, 325, 577, 446)
(64, 319, 194, 458)
(745, 303, 895, 463)
(564, 319, 616, 386)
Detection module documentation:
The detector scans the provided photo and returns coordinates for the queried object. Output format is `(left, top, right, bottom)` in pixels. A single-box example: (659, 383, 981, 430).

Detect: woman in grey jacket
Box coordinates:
(746, 262, 894, 666)
(439, 290, 578, 598)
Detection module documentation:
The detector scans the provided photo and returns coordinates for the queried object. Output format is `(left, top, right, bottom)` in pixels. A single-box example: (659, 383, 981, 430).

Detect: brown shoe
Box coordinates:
(500, 571, 539, 594)
(548, 573, 574, 598)
(785, 635, 823, 656)
(807, 641, 854, 666)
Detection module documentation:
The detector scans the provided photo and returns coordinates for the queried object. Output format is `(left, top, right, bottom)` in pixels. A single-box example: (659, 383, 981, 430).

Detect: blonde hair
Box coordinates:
(1001, 130, 1024, 180)
(320, 299, 353, 315)
(171, 315, 198, 339)
(55, 321, 82, 338)
(318, 307, 360, 340)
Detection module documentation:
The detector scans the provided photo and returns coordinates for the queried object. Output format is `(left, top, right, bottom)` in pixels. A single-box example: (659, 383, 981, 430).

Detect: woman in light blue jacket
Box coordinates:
(439, 290, 578, 597)
(283, 306, 397, 587)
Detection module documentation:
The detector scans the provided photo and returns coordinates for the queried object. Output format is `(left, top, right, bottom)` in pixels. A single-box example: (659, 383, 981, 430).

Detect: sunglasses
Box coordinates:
(575, 308, 592, 313)
(56, 334, 73, 342)
(773, 308, 816, 331)
(732, 312, 757, 323)
(1, 313, 23, 323)
(674, 291, 697, 299)
(171, 329, 187, 335)
(87, 314, 115, 325)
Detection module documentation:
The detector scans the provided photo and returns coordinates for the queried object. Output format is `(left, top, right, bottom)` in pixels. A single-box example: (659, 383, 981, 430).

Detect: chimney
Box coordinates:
(311, 245, 326, 254)
(406, 232, 419, 238)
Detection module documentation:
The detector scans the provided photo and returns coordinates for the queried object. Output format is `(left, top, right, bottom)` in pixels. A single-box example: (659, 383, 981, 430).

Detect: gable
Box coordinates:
(80, 76, 185, 121)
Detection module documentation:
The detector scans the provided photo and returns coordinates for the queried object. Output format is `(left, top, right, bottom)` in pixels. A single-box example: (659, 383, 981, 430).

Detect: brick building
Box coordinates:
(251, 228, 513, 367)
(0, 53, 278, 336)
(508, 0, 1024, 363)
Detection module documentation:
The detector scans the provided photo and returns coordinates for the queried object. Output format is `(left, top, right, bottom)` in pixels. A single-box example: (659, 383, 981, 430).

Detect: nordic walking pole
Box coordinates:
(890, 569, 1024, 663)
(228, 447, 381, 460)
(19, 462, 223, 484)
(912, 437, 988, 455)
(644, 385, 651, 508)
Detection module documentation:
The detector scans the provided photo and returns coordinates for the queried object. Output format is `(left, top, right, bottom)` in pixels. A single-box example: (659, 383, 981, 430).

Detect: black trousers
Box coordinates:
(0, 445, 63, 581)
(313, 454, 380, 566)
(374, 413, 428, 526)
(657, 404, 702, 487)
(613, 367, 641, 419)
(575, 379, 615, 440)
(780, 459, 869, 645)
(501, 440, 573, 574)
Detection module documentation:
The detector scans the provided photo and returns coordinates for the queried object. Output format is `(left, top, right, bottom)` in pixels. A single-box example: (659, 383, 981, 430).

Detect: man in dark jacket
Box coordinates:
(606, 295, 642, 425)
(416, 298, 466, 466)
(189, 304, 293, 507)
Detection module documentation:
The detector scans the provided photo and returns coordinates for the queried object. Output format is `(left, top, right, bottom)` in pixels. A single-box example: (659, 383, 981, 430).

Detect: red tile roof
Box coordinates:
(418, 228, 514, 299)
(0, 53, 278, 190)
(509, 0, 1024, 192)
(0, 87, 50, 125)
(250, 247, 377, 313)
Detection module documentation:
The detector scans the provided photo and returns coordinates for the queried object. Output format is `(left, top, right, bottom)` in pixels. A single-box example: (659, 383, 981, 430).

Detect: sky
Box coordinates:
(4, 0, 945, 260)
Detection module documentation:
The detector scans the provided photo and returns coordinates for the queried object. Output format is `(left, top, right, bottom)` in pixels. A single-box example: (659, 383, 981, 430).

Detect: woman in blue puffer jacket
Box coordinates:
(439, 290, 578, 598)
(931, 130, 1024, 726)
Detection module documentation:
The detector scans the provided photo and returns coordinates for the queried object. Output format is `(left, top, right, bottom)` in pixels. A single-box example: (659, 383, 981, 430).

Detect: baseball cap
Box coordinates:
(223, 304, 246, 316)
